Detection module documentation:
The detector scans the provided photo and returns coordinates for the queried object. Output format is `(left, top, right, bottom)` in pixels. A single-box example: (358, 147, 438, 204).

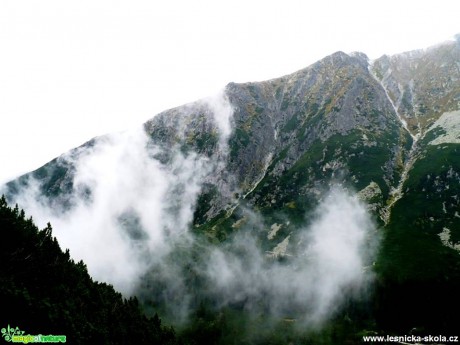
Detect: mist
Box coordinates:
(2, 90, 377, 328)
(203, 187, 376, 325)
(5, 127, 211, 293)
(3, 91, 234, 294)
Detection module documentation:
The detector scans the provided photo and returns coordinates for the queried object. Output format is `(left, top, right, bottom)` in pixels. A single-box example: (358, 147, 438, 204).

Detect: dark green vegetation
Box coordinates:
(375, 143, 460, 334)
(176, 305, 376, 345)
(0, 196, 177, 345)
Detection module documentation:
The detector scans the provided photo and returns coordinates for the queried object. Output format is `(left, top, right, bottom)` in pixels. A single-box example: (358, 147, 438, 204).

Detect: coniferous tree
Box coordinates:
(0, 195, 177, 345)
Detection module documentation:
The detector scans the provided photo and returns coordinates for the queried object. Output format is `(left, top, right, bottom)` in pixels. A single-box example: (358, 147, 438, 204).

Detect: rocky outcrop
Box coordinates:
(371, 40, 460, 137)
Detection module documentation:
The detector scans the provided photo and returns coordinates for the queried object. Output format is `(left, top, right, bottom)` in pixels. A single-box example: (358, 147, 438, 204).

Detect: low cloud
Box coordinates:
(203, 187, 376, 325)
(203, 90, 234, 151)
(5, 127, 210, 293)
(2, 90, 236, 293)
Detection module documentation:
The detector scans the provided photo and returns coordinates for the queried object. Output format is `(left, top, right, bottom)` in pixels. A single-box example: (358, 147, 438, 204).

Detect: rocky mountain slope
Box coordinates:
(3, 37, 460, 341)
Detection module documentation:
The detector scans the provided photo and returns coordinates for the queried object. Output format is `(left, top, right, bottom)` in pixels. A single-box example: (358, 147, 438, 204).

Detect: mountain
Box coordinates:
(3, 37, 460, 343)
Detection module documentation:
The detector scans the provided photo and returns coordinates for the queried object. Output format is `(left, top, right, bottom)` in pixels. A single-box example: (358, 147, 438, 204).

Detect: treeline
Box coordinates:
(0, 195, 177, 344)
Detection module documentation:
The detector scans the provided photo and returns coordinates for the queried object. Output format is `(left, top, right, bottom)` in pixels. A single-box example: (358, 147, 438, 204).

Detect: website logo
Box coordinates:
(1, 325, 66, 344)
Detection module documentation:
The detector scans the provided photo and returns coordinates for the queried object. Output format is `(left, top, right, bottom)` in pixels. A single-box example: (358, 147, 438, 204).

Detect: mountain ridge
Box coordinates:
(2, 38, 460, 341)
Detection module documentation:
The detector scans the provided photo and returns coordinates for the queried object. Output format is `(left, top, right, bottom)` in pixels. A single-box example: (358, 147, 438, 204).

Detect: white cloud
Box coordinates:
(7, 126, 211, 293)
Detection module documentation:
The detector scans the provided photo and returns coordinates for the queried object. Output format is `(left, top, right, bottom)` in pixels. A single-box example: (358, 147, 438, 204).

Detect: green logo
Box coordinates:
(1, 326, 23, 342)
(1, 325, 66, 344)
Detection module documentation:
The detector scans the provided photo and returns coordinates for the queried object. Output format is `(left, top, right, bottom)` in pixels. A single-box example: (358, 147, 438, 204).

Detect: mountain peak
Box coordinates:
(3, 37, 460, 341)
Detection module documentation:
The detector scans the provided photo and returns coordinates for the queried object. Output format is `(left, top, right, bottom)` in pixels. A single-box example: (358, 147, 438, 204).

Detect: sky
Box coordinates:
(0, 0, 459, 183)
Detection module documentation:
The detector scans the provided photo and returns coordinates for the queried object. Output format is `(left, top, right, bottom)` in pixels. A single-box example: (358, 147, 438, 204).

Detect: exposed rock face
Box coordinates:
(223, 51, 402, 200)
(141, 51, 407, 225)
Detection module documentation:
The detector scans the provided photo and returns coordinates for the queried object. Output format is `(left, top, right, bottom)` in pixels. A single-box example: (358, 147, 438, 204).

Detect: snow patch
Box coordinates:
(428, 110, 460, 145)
(438, 227, 460, 252)
(267, 223, 282, 240)
(267, 235, 290, 258)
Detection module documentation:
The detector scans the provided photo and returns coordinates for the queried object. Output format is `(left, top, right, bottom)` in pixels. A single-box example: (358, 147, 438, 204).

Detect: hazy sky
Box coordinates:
(0, 0, 459, 183)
